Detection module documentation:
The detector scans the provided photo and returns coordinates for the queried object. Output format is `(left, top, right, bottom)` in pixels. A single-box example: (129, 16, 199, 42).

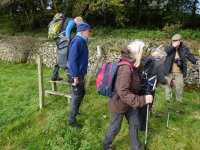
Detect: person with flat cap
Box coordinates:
(164, 34, 200, 104)
(67, 22, 92, 128)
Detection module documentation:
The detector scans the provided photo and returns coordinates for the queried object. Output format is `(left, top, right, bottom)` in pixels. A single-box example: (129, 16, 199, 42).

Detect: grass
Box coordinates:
(0, 62, 200, 150)
(91, 27, 200, 41)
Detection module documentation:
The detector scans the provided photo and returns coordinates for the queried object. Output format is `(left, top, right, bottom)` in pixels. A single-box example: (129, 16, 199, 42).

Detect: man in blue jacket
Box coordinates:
(67, 22, 92, 128)
(164, 34, 200, 104)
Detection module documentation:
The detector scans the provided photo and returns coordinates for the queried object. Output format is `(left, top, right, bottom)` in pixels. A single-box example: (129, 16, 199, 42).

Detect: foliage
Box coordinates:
(0, 62, 200, 150)
(0, 0, 200, 30)
(163, 23, 182, 39)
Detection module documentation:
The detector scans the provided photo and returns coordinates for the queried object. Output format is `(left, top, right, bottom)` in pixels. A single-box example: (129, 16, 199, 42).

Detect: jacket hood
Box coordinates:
(121, 44, 135, 64)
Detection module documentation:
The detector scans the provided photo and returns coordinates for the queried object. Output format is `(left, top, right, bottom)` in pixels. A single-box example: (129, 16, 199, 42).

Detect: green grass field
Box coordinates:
(0, 62, 199, 150)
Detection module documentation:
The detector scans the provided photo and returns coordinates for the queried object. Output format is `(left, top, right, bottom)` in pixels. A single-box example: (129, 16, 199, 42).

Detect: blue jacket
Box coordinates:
(67, 35, 88, 77)
(164, 42, 198, 77)
(65, 19, 75, 38)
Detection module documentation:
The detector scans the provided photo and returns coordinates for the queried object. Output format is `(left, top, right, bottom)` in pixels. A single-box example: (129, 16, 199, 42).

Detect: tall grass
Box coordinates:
(0, 62, 199, 150)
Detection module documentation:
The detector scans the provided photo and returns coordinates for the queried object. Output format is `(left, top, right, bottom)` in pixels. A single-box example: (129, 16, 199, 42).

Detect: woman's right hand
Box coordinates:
(145, 95, 153, 104)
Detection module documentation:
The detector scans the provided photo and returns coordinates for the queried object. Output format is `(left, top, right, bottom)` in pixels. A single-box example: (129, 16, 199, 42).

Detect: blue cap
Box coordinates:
(77, 22, 92, 32)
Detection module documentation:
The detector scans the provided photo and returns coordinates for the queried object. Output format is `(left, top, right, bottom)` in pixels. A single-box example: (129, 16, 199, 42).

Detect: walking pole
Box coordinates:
(198, 49, 200, 105)
(144, 78, 157, 150)
(144, 104, 149, 150)
(166, 79, 173, 128)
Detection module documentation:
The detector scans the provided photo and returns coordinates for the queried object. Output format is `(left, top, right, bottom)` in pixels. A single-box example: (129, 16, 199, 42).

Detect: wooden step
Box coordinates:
(45, 90, 71, 102)
(50, 80, 70, 85)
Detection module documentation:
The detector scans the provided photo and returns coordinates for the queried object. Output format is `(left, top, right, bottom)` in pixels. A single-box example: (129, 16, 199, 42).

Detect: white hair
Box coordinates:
(151, 45, 167, 60)
(127, 39, 145, 67)
(74, 16, 83, 24)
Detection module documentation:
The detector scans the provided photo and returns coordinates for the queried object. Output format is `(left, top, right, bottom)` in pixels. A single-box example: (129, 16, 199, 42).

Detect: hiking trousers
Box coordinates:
(68, 75, 85, 124)
(165, 73, 184, 102)
(102, 109, 142, 150)
(51, 63, 60, 80)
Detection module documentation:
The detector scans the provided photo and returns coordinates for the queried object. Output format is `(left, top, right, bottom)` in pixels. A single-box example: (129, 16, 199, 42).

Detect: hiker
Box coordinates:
(164, 34, 200, 104)
(102, 40, 153, 150)
(139, 46, 169, 131)
(51, 16, 83, 81)
(67, 22, 92, 128)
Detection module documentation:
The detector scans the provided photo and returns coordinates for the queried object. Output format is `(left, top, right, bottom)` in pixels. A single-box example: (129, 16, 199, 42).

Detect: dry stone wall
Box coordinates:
(0, 35, 199, 87)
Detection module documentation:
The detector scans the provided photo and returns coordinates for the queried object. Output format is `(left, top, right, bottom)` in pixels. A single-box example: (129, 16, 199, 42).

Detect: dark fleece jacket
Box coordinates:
(164, 42, 198, 77)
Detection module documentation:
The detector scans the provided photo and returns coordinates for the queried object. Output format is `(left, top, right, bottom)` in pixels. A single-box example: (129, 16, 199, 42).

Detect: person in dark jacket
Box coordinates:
(102, 40, 153, 150)
(67, 22, 92, 128)
(51, 16, 83, 81)
(164, 34, 200, 103)
(139, 46, 169, 131)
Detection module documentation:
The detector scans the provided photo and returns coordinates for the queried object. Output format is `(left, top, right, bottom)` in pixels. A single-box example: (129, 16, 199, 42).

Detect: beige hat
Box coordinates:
(172, 34, 181, 41)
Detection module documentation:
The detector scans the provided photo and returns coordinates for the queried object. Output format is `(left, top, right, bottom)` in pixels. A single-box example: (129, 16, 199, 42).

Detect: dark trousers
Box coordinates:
(51, 64, 60, 80)
(102, 109, 142, 150)
(139, 91, 155, 131)
(139, 105, 147, 131)
(68, 75, 85, 124)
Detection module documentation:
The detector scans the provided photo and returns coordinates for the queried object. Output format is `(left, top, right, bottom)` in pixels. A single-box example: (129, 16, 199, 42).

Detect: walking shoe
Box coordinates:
(51, 77, 63, 81)
(69, 122, 83, 129)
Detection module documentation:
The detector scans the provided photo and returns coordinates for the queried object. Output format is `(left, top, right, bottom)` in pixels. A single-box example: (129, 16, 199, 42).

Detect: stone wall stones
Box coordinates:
(0, 35, 199, 87)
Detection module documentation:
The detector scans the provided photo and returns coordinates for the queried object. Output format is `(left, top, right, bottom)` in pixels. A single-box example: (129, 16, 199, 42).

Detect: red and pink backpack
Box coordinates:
(96, 60, 134, 98)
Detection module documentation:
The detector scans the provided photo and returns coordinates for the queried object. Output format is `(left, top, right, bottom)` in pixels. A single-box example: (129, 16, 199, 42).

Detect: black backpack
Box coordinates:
(140, 57, 157, 94)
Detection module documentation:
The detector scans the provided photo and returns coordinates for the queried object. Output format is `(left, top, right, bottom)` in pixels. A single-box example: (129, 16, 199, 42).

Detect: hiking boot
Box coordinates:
(177, 101, 186, 105)
(51, 77, 63, 81)
(69, 122, 83, 129)
(104, 147, 112, 150)
(140, 126, 146, 132)
(76, 112, 81, 115)
(102, 143, 112, 150)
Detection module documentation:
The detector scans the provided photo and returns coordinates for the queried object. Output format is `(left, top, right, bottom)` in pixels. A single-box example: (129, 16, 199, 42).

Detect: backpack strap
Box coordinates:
(113, 61, 134, 100)
(118, 61, 134, 71)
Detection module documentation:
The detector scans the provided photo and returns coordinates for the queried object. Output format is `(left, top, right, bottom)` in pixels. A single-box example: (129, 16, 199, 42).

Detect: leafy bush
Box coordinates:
(163, 23, 182, 38)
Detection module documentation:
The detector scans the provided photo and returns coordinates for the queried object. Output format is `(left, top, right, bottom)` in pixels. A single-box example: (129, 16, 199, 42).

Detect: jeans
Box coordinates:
(68, 75, 85, 124)
(102, 109, 142, 150)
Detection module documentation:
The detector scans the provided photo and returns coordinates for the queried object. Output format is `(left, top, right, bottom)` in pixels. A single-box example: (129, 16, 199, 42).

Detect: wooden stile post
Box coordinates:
(198, 49, 200, 89)
(37, 55, 44, 109)
(86, 45, 103, 87)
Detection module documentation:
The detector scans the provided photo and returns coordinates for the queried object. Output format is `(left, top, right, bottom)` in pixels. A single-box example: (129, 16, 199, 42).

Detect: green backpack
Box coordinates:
(48, 13, 64, 40)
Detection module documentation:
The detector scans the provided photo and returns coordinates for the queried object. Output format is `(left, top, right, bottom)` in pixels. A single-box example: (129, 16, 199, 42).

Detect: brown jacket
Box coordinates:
(109, 61, 146, 113)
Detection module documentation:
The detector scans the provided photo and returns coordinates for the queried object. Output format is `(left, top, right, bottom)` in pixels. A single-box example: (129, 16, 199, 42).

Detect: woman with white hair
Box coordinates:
(102, 40, 153, 150)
